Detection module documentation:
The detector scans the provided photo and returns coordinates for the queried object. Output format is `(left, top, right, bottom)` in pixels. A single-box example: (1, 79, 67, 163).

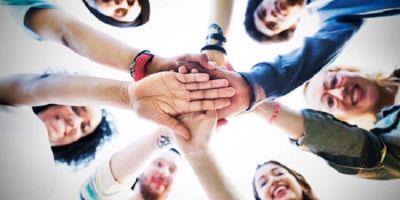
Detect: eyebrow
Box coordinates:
(257, 167, 279, 183)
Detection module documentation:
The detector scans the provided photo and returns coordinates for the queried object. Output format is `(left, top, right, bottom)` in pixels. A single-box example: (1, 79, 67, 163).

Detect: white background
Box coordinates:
(1, 0, 400, 199)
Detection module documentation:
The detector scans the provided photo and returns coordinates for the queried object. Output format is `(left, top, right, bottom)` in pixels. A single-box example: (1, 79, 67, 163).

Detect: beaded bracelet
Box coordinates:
(129, 50, 154, 81)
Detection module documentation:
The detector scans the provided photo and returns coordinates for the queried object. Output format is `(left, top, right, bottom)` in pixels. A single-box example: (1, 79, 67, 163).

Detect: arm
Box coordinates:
(254, 102, 386, 170)
(240, 18, 363, 106)
(25, 8, 171, 75)
(80, 128, 173, 199)
(201, 0, 234, 66)
(0, 72, 235, 138)
(176, 111, 244, 200)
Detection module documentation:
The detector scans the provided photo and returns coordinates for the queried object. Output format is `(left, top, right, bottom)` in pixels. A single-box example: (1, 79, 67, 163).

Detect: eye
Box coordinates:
(80, 122, 89, 134)
(157, 161, 164, 168)
(71, 106, 80, 116)
(127, 0, 135, 6)
(169, 166, 175, 174)
(257, 7, 267, 19)
(260, 179, 268, 187)
(327, 96, 336, 109)
(276, 171, 284, 176)
(330, 75, 337, 89)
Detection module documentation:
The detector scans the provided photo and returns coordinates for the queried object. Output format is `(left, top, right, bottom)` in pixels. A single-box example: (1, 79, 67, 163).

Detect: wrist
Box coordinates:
(125, 82, 137, 110)
(185, 147, 211, 163)
(146, 55, 166, 76)
(129, 50, 154, 81)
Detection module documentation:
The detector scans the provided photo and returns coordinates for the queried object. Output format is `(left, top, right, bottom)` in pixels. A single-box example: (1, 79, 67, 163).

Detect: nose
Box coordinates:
(327, 87, 346, 101)
(66, 116, 83, 136)
(159, 166, 171, 178)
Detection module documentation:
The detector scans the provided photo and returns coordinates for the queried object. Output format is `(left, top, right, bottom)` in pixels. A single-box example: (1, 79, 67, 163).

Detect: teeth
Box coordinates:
(352, 85, 360, 106)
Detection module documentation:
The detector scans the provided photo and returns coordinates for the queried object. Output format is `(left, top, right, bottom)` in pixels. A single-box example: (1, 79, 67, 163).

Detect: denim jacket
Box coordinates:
(239, 0, 400, 108)
(295, 106, 400, 180)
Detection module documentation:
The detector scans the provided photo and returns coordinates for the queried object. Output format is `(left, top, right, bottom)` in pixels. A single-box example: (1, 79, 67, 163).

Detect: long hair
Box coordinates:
(252, 160, 318, 200)
(303, 65, 399, 126)
(33, 105, 116, 167)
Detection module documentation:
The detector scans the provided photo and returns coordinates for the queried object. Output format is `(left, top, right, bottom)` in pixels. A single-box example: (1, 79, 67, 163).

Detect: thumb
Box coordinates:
(161, 115, 191, 140)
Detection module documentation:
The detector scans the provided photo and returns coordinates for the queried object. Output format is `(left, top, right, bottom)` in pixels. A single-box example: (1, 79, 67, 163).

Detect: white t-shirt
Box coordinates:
(0, 105, 57, 199)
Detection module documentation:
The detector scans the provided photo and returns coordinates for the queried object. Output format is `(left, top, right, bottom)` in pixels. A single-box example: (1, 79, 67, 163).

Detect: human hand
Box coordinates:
(146, 53, 210, 75)
(129, 71, 235, 139)
(177, 60, 252, 120)
(175, 110, 217, 157)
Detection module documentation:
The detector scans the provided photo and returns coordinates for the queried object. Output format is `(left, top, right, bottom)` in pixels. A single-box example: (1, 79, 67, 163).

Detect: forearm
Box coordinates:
(186, 149, 244, 200)
(0, 73, 130, 109)
(203, 0, 234, 65)
(254, 101, 304, 139)
(26, 8, 164, 73)
(240, 19, 362, 106)
(110, 128, 173, 184)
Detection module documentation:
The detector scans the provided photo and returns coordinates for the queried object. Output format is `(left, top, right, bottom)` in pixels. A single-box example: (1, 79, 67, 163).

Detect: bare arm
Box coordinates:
(0, 72, 235, 137)
(0, 73, 131, 109)
(253, 101, 305, 139)
(25, 8, 168, 75)
(176, 111, 244, 200)
(202, 0, 234, 66)
(110, 127, 173, 184)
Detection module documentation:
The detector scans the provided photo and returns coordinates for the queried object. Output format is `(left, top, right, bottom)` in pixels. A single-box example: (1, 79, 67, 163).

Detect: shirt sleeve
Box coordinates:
(3, 0, 58, 40)
(80, 160, 130, 200)
(297, 109, 386, 169)
(239, 17, 363, 107)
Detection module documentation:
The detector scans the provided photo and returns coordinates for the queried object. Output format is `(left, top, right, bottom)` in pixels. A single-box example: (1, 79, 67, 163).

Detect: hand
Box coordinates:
(177, 60, 252, 120)
(129, 71, 235, 139)
(175, 110, 217, 156)
(146, 53, 210, 75)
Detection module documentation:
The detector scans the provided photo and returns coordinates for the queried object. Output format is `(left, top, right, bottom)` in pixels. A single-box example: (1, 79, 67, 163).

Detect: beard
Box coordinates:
(140, 182, 169, 200)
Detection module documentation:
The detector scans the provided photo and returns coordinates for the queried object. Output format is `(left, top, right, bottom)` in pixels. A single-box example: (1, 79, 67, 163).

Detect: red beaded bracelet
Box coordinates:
(129, 50, 154, 81)
(268, 101, 281, 124)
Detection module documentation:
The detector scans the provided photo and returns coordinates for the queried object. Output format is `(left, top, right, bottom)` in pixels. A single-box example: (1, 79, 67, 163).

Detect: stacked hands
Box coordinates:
(130, 53, 252, 141)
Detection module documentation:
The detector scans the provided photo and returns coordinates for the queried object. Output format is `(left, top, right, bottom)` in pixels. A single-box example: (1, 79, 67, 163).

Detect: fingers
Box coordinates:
(178, 53, 210, 69)
(188, 99, 231, 111)
(185, 79, 229, 90)
(178, 66, 189, 74)
(176, 72, 210, 83)
(189, 87, 235, 99)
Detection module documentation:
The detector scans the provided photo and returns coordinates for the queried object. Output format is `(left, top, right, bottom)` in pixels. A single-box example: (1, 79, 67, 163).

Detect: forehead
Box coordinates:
(255, 163, 287, 178)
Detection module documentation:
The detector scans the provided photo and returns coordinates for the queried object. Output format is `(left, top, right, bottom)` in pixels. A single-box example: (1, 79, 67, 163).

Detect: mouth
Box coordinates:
(151, 177, 167, 191)
(350, 85, 363, 106)
(272, 185, 288, 199)
(274, 1, 287, 16)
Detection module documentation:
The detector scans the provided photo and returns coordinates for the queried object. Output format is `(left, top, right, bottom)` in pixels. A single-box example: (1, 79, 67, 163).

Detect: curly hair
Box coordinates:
(252, 160, 318, 200)
(32, 105, 115, 166)
(82, 0, 150, 28)
(244, 0, 297, 43)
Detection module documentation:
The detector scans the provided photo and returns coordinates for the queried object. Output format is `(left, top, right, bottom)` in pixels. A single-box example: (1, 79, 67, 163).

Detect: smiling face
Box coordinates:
(36, 105, 102, 146)
(253, 0, 305, 36)
(139, 151, 180, 200)
(305, 70, 381, 119)
(95, 0, 142, 22)
(254, 163, 303, 200)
